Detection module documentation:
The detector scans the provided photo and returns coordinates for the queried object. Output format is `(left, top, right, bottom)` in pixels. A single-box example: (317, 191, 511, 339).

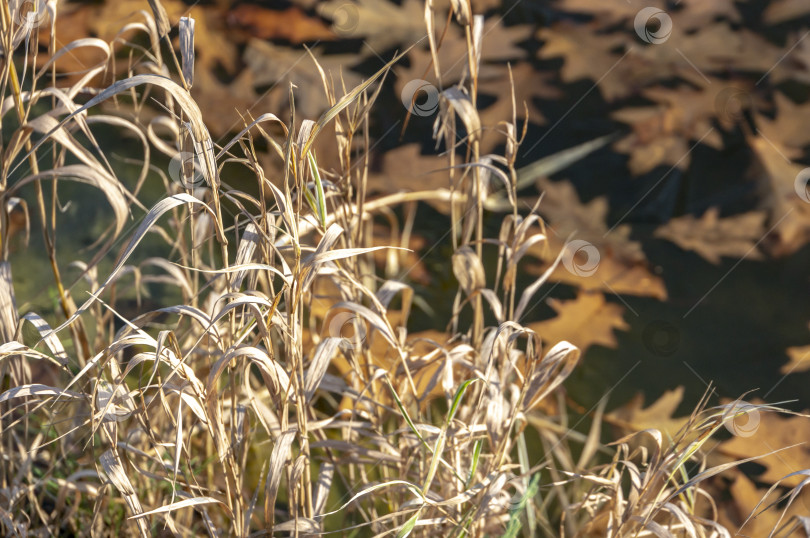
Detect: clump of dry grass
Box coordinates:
(0, 1, 805, 537)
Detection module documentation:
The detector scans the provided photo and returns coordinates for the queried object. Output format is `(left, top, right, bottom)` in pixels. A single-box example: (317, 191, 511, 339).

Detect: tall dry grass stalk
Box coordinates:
(0, 1, 803, 536)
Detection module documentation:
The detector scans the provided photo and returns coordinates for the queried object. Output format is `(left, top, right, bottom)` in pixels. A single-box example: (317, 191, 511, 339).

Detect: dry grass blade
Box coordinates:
(301, 46, 414, 157)
(0, 384, 82, 402)
(0, 263, 18, 343)
(128, 496, 232, 521)
(264, 430, 296, 531)
(11, 165, 129, 236)
(0, 2, 803, 536)
(99, 450, 149, 537)
(179, 17, 195, 88)
(305, 337, 340, 401)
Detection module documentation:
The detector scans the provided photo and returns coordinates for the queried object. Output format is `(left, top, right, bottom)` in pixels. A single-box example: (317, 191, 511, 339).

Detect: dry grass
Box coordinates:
(0, 1, 806, 536)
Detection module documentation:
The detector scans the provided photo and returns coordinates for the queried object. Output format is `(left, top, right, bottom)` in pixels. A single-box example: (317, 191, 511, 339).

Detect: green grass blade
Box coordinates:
(307, 150, 327, 227)
(448, 378, 480, 423)
(466, 438, 483, 488)
(396, 508, 422, 538)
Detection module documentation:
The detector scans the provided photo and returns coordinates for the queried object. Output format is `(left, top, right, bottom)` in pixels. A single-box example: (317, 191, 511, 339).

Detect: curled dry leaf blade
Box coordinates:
(452, 246, 485, 295)
(99, 449, 149, 537)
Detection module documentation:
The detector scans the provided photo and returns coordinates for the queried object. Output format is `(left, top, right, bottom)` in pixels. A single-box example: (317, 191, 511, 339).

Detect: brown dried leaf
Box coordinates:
(534, 178, 646, 264)
(755, 93, 810, 152)
(524, 178, 666, 299)
(528, 291, 629, 353)
(551, 0, 666, 23)
(369, 144, 449, 193)
(226, 4, 335, 43)
(608, 386, 689, 441)
(317, 0, 425, 53)
(538, 22, 632, 102)
(676, 0, 742, 29)
(452, 246, 486, 294)
(782, 344, 810, 375)
(716, 471, 810, 538)
(611, 81, 750, 175)
(634, 23, 785, 78)
(394, 17, 530, 86)
(719, 406, 810, 488)
(748, 134, 810, 256)
(243, 39, 362, 120)
(654, 208, 767, 264)
(764, 0, 810, 25)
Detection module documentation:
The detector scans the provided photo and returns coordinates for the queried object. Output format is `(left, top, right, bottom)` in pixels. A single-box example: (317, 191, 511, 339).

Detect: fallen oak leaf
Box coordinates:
(612, 130, 692, 176)
(748, 133, 810, 257)
(764, 0, 810, 25)
(715, 470, 810, 538)
(537, 22, 633, 102)
(476, 63, 561, 152)
(607, 386, 689, 441)
(551, 0, 666, 25)
(367, 144, 451, 207)
(611, 80, 751, 175)
(719, 402, 810, 488)
(242, 39, 363, 121)
(394, 16, 531, 85)
(529, 233, 668, 300)
(226, 4, 335, 43)
(753, 93, 810, 153)
(525, 178, 667, 300)
(674, 0, 742, 30)
(771, 31, 810, 86)
(654, 208, 767, 264)
(782, 343, 810, 375)
(528, 291, 629, 353)
(533, 177, 646, 265)
(633, 22, 785, 79)
(317, 0, 426, 53)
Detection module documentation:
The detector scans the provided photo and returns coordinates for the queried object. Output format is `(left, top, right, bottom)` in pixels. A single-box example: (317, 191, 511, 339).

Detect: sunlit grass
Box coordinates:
(0, 2, 805, 537)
